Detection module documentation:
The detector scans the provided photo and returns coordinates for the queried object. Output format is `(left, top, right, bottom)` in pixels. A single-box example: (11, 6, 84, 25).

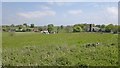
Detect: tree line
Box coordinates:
(2, 23, 120, 34)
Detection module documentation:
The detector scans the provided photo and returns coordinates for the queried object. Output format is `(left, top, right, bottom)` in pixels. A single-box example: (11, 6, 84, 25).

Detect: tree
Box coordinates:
(43, 26, 47, 30)
(10, 24, 15, 32)
(38, 27, 43, 31)
(112, 25, 118, 33)
(6, 27, 10, 32)
(105, 24, 114, 32)
(26, 28, 32, 32)
(65, 26, 73, 33)
(73, 24, 86, 31)
(95, 25, 101, 28)
(30, 24, 34, 28)
(73, 25, 82, 32)
(18, 25, 22, 29)
(99, 24, 106, 32)
(101, 24, 105, 28)
(118, 26, 120, 32)
(60, 25, 64, 29)
(11, 24, 15, 27)
(23, 23, 27, 27)
(57, 26, 60, 33)
(47, 24, 54, 33)
(74, 24, 84, 29)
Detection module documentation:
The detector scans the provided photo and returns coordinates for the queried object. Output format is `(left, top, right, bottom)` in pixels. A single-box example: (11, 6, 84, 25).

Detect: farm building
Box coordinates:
(33, 28, 39, 32)
(41, 30, 49, 34)
(92, 27, 100, 32)
(85, 24, 100, 32)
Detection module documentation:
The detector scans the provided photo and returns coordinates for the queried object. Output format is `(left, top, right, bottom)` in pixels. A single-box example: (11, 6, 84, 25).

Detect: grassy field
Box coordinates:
(2, 32, 118, 66)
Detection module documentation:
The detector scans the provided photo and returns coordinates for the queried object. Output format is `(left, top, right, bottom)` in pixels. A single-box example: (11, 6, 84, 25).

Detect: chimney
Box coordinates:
(89, 24, 92, 32)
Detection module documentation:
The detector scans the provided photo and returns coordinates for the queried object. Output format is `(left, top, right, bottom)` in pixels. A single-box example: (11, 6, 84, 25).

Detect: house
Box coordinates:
(92, 27, 100, 32)
(41, 30, 49, 34)
(85, 24, 100, 32)
(85, 24, 93, 32)
(33, 28, 39, 32)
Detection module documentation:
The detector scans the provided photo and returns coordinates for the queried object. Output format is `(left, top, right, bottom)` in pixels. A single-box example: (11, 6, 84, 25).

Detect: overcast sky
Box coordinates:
(2, 2, 118, 26)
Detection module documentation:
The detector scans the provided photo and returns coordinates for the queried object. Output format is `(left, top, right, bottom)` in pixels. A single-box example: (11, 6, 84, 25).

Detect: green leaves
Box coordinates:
(73, 25, 82, 32)
(47, 24, 54, 33)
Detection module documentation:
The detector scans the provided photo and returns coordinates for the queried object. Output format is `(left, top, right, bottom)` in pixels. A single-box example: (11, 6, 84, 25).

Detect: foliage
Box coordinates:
(73, 25, 82, 32)
(38, 27, 43, 31)
(47, 24, 54, 33)
(2, 23, 120, 34)
(57, 26, 60, 33)
(101, 24, 106, 28)
(105, 24, 114, 32)
(30, 24, 34, 28)
(26, 28, 32, 32)
(65, 26, 73, 33)
(60, 25, 64, 29)
(23, 23, 27, 27)
(118, 26, 120, 32)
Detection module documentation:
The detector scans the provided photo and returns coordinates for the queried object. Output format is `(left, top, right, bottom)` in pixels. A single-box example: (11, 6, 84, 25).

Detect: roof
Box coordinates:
(92, 27, 100, 29)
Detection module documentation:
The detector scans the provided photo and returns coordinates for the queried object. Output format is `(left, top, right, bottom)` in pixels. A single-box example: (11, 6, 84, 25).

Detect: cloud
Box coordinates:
(18, 10, 56, 19)
(47, 2, 72, 6)
(56, 2, 66, 6)
(68, 10, 82, 16)
(47, 2, 64, 6)
(106, 7, 118, 16)
(40, 5, 51, 10)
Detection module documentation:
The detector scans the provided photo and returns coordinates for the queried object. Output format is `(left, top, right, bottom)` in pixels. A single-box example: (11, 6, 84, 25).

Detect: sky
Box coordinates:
(2, 2, 118, 26)
(1, 0, 119, 2)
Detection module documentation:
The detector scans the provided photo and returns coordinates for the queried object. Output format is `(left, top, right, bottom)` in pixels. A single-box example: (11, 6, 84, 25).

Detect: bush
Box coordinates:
(73, 26, 82, 32)
(26, 29, 32, 32)
(9, 32, 15, 36)
(22, 29, 26, 32)
(2, 29, 6, 32)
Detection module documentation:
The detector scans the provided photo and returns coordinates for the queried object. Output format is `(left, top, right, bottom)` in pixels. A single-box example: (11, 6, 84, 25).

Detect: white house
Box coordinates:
(92, 27, 100, 32)
(41, 30, 49, 34)
(85, 24, 100, 32)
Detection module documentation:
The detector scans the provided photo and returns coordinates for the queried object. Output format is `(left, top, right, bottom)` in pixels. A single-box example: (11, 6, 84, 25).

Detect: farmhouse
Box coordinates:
(33, 28, 39, 32)
(41, 30, 49, 34)
(85, 24, 100, 32)
(92, 27, 100, 32)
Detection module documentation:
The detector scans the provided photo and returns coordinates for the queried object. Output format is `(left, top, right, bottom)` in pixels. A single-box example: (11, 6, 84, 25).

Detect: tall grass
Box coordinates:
(2, 32, 118, 66)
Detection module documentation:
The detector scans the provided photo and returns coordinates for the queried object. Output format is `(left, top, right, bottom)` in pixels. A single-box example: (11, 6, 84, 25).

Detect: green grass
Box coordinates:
(2, 32, 118, 66)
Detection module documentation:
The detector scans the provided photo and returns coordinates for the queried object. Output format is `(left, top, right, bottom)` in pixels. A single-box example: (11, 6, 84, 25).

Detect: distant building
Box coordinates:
(92, 27, 100, 32)
(33, 28, 39, 32)
(41, 30, 49, 34)
(85, 24, 100, 32)
(85, 24, 93, 32)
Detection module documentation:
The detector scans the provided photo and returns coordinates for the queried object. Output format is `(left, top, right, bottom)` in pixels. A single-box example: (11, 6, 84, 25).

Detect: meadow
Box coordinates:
(2, 32, 118, 66)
